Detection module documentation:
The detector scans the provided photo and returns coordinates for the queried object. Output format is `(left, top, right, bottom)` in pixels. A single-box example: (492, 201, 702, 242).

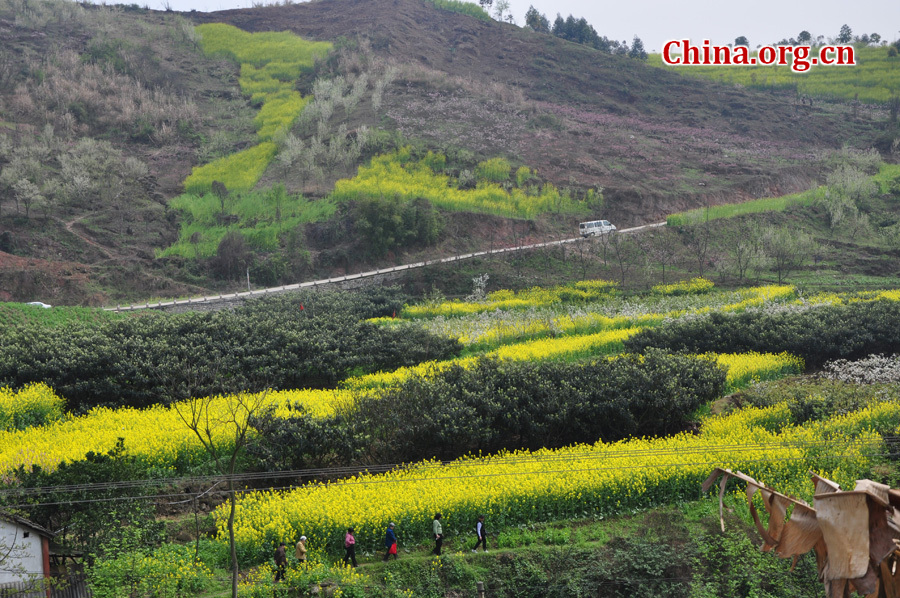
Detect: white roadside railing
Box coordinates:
(105, 223, 664, 312)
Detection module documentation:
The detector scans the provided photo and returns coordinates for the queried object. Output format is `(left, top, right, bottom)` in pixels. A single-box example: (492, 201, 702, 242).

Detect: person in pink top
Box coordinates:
(343, 527, 358, 567)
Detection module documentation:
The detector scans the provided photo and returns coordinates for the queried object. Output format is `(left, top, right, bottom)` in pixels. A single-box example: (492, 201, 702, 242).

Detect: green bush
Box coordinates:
(352, 196, 443, 257)
(624, 299, 900, 370)
(0, 289, 460, 413)
(89, 543, 213, 598)
(251, 349, 726, 469)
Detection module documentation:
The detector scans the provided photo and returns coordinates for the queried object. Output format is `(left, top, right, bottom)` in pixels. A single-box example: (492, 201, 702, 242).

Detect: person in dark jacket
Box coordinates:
(274, 542, 287, 581)
(432, 513, 443, 556)
(383, 522, 398, 561)
(472, 515, 488, 553)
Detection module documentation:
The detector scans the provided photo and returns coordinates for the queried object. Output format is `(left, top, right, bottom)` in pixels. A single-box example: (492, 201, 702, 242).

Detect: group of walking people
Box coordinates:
(277, 513, 489, 578)
(273, 536, 309, 581)
(380, 512, 488, 562)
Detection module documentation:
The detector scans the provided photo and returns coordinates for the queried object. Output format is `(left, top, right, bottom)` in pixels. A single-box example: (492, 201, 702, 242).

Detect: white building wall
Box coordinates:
(0, 519, 44, 584)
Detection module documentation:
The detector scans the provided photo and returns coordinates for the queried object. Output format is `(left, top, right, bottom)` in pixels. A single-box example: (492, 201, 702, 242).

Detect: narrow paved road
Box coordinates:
(106, 222, 666, 312)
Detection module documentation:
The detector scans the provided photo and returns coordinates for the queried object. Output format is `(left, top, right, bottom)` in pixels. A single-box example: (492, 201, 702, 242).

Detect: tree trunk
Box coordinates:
(229, 483, 238, 598)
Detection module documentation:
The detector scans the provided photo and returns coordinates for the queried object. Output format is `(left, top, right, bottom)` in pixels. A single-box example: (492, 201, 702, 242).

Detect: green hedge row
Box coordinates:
(249, 349, 727, 470)
(0, 289, 460, 413)
(624, 300, 900, 371)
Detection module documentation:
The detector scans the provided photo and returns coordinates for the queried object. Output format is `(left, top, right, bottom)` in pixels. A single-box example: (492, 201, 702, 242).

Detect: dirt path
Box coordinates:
(61, 212, 116, 260)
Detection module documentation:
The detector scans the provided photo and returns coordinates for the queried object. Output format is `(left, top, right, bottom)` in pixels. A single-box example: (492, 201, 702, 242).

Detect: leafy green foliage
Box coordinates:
(353, 196, 443, 257)
(159, 185, 336, 259)
(625, 299, 900, 370)
(5, 439, 165, 561)
(252, 349, 725, 469)
(689, 527, 820, 598)
(0, 289, 461, 412)
(88, 543, 213, 598)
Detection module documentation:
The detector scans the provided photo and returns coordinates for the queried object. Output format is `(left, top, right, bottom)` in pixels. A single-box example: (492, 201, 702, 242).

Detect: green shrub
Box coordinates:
(475, 157, 511, 184)
(625, 299, 900, 370)
(252, 349, 726, 469)
(0, 289, 460, 413)
(352, 196, 443, 257)
(89, 543, 213, 598)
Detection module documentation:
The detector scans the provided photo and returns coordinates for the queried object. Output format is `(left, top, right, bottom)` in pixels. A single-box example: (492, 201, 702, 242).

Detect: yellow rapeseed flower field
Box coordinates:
(0, 389, 355, 475)
(220, 402, 891, 559)
(0, 383, 64, 431)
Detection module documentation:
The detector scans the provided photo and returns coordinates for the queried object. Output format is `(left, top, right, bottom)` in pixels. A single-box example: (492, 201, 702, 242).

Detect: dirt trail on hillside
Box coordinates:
(61, 213, 116, 260)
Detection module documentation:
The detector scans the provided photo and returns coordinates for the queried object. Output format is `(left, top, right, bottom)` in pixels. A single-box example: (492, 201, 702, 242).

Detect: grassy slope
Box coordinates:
(648, 45, 900, 104)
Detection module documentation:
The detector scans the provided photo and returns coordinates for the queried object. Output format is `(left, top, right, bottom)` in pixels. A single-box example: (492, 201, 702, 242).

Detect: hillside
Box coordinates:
(0, 0, 893, 305)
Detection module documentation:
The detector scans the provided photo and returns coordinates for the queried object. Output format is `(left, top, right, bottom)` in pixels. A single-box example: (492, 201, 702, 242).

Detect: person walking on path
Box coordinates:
(295, 536, 308, 565)
(344, 527, 358, 567)
(274, 542, 287, 582)
(383, 522, 398, 561)
(432, 513, 444, 556)
(472, 515, 488, 553)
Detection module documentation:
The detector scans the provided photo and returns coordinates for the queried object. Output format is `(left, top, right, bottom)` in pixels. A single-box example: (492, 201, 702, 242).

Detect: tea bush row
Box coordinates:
(0, 289, 460, 412)
(249, 349, 727, 470)
(624, 299, 900, 370)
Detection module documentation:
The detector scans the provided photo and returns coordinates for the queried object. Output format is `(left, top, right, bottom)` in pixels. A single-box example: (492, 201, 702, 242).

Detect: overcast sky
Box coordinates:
(128, 0, 899, 52)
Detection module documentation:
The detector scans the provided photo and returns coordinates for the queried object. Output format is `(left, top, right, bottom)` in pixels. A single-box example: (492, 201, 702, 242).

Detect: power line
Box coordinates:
(1, 438, 894, 509)
(2, 436, 889, 497)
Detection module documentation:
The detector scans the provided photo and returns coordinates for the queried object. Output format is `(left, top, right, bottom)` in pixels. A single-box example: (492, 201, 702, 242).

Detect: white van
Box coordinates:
(578, 220, 617, 237)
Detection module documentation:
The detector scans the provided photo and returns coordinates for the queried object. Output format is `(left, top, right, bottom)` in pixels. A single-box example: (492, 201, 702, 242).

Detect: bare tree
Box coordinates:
(572, 238, 592, 280)
(636, 227, 680, 284)
(609, 232, 640, 286)
(174, 390, 270, 598)
(682, 211, 713, 278)
(719, 221, 762, 282)
(761, 226, 817, 283)
(593, 229, 613, 265)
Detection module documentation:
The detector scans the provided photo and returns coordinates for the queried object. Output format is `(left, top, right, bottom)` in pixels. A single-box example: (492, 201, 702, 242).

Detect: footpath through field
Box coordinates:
(105, 222, 665, 312)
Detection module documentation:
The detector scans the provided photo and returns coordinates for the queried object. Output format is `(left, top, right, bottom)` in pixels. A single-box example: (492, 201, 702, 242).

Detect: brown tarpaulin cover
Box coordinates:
(702, 469, 900, 598)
